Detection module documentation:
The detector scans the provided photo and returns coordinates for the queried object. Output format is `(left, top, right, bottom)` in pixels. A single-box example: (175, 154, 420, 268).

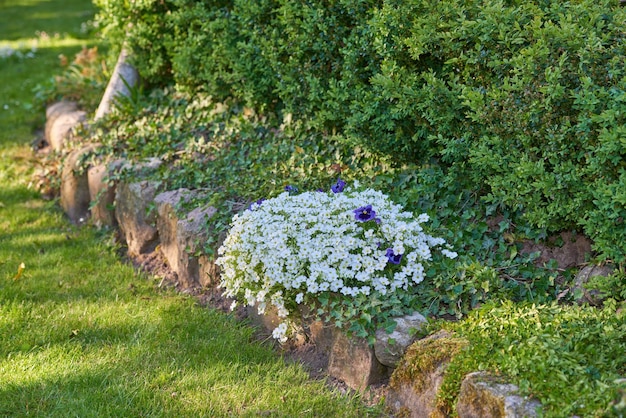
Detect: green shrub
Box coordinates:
(439, 300, 626, 417)
(93, 0, 626, 261)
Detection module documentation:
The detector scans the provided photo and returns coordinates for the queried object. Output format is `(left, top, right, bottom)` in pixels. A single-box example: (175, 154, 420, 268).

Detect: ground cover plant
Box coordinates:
(216, 184, 458, 343)
(23, 0, 626, 415)
(0, 1, 386, 416)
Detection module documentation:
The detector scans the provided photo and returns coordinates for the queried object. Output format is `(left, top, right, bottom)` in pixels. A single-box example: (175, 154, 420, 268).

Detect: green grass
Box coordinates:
(0, 1, 384, 416)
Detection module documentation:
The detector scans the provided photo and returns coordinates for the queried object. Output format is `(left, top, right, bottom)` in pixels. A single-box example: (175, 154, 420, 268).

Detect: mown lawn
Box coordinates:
(0, 1, 383, 416)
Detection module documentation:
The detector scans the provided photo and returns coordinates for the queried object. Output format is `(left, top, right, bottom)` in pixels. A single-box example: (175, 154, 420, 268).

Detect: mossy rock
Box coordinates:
(387, 330, 468, 417)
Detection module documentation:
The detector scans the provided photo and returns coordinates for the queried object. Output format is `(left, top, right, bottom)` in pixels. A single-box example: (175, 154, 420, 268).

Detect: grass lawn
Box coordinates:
(0, 1, 383, 416)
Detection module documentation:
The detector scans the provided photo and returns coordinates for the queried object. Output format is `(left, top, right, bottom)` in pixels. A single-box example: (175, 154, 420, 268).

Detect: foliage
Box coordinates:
(216, 184, 457, 342)
(436, 301, 626, 417)
(43, 46, 110, 110)
(89, 89, 576, 323)
(93, 0, 626, 262)
(585, 267, 626, 305)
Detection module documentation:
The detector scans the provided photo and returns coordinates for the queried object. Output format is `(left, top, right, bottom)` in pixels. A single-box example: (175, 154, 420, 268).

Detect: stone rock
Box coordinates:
(198, 254, 219, 288)
(45, 101, 78, 144)
(388, 330, 467, 418)
(306, 319, 337, 353)
(328, 331, 389, 391)
(88, 163, 117, 228)
(198, 229, 227, 288)
(154, 188, 217, 289)
(95, 48, 139, 120)
(115, 180, 161, 256)
(456, 372, 542, 418)
(573, 264, 616, 305)
(48, 110, 87, 151)
(46, 100, 78, 119)
(293, 305, 337, 352)
(246, 305, 283, 338)
(60, 144, 99, 224)
(374, 311, 427, 367)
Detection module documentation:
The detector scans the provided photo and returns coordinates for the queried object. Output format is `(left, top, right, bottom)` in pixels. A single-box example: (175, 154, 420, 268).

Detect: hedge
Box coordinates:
(93, 0, 626, 262)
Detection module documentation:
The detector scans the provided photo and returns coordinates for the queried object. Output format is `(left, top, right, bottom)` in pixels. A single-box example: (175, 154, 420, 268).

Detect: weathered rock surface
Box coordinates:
(60, 144, 99, 224)
(95, 48, 139, 120)
(88, 163, 117, 228)
(306, 319, 336, 353)
(456, 372, 542, 418)
(246, 305, 283, 338)
(115, 180, 161, 256)
(198, 254, 220, 288)
(46, 100, 78, 119)
(374, 311, 427, 367)
(328, 331, 389, 391)
(47, 109, 87, 151)
(154, 188, 216, 289)
(388, 330, 467, 418)
(45, 101, 79, 143)
(573, 264, 616, 305)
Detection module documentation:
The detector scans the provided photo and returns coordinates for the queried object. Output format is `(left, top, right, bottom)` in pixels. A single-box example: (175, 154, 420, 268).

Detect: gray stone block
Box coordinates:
(374, 312, 427, 367)
(60, 144, 99, 224)
(88, 163, 117, 228)
(456, 372, 542, 418)
(387, 330, 465, 417)
(95, 48, 139, 120)
(45, 101, 78, 144)
(328, 331, 389, 391)
(48, 110, 87, 151)
(154, 188, 217, 289)
(115, 180, 161, 256)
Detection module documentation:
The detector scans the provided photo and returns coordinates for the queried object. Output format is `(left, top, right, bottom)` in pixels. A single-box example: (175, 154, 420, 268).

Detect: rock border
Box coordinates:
(52, 134, 551, 416)
(42, 49, 618, 415)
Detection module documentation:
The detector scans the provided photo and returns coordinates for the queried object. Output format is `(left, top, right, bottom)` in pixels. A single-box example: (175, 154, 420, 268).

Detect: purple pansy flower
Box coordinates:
(385, 248, 403, 264)
(353, 205, 377, 222)
(248, 198, 266, 210)
(284, 185, 298, 194)
(331, 178, 346, 194)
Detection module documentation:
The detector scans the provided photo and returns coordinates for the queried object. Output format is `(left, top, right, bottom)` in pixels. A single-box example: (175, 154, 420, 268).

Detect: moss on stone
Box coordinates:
(390, 330, 469, 416)
(391, 330, 468, 392)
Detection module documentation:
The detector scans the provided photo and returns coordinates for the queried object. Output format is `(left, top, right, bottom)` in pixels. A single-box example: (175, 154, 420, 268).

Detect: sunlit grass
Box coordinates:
(0, 1, 385, 416)
(0, 36, 90, 50)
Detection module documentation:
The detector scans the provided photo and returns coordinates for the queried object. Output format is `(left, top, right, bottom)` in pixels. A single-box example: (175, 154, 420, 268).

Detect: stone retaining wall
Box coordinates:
(49, 96, 623, 417)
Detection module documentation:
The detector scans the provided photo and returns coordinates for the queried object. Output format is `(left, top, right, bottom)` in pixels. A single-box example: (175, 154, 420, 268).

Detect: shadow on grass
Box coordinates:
(0, 303, 311, 417)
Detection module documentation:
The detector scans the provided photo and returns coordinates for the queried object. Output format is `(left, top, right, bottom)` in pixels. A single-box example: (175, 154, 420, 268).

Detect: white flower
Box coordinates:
(215, 186, 457, 342)
(441, 249, 458, 259)
(272, 322, 289, 343)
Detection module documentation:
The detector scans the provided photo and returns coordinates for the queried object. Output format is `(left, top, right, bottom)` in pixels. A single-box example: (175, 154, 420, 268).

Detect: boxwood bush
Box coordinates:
(93, 0, 626, 261)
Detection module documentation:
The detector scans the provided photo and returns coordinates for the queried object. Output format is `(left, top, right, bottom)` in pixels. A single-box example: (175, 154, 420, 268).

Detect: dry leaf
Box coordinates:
(13, 262, 25, 280)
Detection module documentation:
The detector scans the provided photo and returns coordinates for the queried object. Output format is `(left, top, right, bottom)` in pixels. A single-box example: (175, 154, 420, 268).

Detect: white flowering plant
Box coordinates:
(216, 179, 457, 343)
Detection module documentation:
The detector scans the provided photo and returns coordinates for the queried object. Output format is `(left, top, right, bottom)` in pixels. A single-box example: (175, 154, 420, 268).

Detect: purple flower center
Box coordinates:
(331, 178, 346, 194)
(353, 205, 377, 222)
(385, 248, 403, 265)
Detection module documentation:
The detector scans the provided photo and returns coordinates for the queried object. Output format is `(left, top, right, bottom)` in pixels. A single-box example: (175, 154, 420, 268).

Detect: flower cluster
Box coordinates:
(216, 181, 457, 342)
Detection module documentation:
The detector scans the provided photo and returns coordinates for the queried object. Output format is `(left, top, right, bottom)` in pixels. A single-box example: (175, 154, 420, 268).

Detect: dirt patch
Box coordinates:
(520, 231, 592, 270)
